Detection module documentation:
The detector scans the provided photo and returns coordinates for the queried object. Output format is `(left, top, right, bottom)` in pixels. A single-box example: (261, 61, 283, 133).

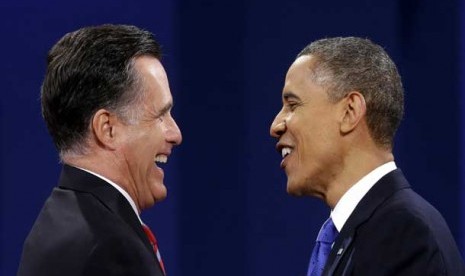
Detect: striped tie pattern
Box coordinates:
(142, 224, 166, 275)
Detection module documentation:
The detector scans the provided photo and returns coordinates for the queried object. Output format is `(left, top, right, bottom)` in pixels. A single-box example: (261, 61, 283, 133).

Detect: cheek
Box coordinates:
(295, 120, 337, 160)
(122, 131, 155, 161)
(148, 130, 165, 149)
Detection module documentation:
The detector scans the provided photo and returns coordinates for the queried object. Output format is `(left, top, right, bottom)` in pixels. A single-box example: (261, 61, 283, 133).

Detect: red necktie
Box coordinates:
(142, 224, 166, 275)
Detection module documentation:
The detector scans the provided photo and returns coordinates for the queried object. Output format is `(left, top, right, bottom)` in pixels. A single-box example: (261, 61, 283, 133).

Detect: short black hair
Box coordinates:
(41, 24, 161, 156)
(298, 37, 404, 148)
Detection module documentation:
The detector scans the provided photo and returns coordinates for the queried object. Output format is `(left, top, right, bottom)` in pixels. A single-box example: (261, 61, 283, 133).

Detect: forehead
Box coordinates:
(283, 55, 318, 96)
(134, 56, 172, 106)
(286, 55, 315, 82)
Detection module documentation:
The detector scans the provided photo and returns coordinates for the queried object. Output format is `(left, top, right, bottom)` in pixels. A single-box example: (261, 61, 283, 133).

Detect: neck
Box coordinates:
(323, 146, 394, 209)
(63, 151, 141, 212)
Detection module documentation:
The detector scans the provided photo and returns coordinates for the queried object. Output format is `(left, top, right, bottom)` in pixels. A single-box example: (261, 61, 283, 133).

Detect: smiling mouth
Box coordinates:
(278, 146, 293, 170)
(155, 154, 168, 166)
(281, 147, 292, 158)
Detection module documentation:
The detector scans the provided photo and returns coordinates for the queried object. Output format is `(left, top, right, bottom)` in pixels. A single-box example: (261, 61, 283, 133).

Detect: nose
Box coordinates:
(166, 115, 182, 146)
(270, 110, 286, 138)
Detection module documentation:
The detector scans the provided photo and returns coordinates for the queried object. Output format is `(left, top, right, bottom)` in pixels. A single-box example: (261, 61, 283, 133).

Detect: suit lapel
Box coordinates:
(58, 165, 156, 260)
(325, 235, 354, 275)
(323, 169, 411, 275)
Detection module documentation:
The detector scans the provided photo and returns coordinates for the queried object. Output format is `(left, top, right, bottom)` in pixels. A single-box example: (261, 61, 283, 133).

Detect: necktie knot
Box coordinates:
(316, 217, 338, 244)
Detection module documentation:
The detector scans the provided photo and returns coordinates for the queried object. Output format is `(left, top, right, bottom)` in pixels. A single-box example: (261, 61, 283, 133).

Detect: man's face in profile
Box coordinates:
(270, 55, 344, 198)
(117, 56, 182, 210)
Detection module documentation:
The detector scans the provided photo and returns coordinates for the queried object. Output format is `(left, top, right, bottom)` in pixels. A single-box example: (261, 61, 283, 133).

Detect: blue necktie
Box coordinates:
(307, 217, 339, 276)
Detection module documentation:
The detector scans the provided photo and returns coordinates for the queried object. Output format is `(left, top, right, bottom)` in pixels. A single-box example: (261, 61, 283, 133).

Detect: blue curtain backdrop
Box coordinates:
(1, 0, 463, 275)
(461, 0, 465, 258)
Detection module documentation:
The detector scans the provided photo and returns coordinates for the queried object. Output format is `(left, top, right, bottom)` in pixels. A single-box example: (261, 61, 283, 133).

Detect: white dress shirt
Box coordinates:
(331, 161, 397, 232)
(76, 166, 143, 224)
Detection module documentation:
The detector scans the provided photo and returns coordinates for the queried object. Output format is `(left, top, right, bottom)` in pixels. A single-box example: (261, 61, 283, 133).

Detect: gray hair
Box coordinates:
(298, 37, 404, 148)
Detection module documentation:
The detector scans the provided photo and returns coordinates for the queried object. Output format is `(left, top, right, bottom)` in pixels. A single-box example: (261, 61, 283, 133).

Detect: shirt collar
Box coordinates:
(75, 166, 143, 224)
(331, 161, 397, 232)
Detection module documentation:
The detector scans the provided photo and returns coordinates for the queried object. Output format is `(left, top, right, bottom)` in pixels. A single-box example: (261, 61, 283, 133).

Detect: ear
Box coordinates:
(91, 109, 118, 150)
(340, 91, 366, 134)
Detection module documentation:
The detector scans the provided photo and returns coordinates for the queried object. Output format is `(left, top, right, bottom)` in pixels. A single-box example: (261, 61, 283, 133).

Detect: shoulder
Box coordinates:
(364, 187, 452, 245)
(82, 232, 159, 275)
(350, 188, 464, 275)
(358, 187, 454, 250)
(20, 186, 154, 276)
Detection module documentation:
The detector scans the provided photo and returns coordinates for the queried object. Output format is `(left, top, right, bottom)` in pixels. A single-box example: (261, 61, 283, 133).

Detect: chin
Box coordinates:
(286, 180, 305, 196)
(154, 186, 167, 201)
(148, 180, 167, 204)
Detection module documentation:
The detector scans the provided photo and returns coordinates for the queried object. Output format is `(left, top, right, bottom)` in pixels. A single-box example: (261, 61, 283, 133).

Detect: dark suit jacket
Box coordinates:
(18, 165, 165, 276)
(323, 169, 465, 275)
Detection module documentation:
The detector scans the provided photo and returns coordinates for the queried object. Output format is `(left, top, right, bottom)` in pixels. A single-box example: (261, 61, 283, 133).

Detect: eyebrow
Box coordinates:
(283, 91, 301, 101)
(156, 101, 173, 117)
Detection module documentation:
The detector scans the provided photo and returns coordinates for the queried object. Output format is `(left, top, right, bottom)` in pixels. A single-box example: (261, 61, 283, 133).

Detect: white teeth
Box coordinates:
(155, 154, 168, 164)
(281, 147, 292, 158)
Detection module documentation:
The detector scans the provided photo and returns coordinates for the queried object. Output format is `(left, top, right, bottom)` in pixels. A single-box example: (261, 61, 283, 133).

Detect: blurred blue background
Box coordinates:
(1, 0, 464, 275)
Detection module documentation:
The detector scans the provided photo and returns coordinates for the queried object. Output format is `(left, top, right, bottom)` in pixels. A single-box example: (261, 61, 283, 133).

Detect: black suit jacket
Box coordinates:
(18, 165, 165, 276)
(323, 169, 465, 275)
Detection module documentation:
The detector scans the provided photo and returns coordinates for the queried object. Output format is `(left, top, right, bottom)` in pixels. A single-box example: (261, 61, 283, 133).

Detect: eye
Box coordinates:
(287, 102, 299, 111)
(157, 110, 172, 123)
(154, 104, 173, 124)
